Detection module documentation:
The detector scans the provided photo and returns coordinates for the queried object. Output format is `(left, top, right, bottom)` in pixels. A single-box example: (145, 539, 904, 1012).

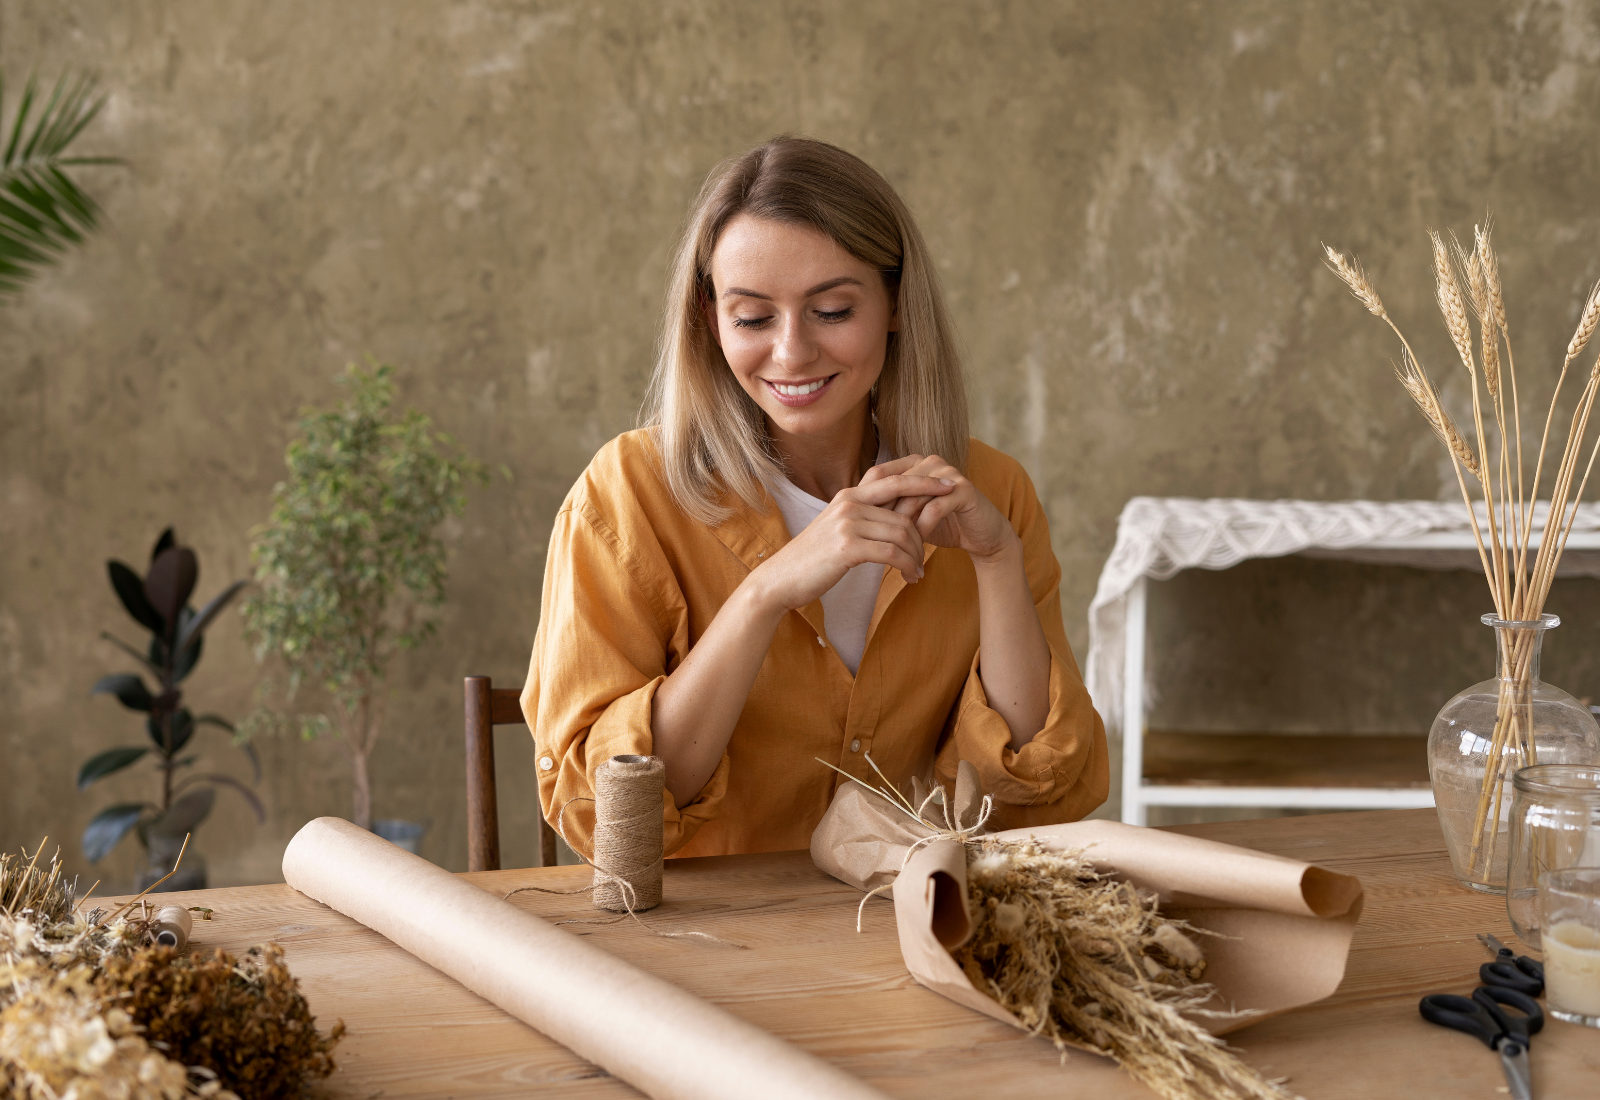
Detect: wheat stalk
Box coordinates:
(1396, 361, 1481, 479)
(1331, 226, 1600, 884)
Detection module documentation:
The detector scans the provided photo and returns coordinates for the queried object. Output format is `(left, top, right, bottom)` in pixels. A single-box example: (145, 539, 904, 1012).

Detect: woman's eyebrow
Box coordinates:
(719, 276, 864, 301)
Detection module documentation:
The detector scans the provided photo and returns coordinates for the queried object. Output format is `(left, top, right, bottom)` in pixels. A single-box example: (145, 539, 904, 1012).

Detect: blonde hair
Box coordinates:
(642, 135, 969, 525)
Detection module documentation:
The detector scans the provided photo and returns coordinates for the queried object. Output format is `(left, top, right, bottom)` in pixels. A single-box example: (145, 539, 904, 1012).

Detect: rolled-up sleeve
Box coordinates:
(521, 499, 729, 858)
(932, 472, 1109, 828)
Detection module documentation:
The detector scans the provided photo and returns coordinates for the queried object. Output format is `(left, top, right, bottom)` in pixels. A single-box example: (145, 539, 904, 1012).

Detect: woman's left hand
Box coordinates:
(860, 454, 1019, 565)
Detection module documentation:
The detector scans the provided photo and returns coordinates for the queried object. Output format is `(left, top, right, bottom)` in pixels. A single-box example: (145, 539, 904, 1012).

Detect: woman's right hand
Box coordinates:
(749, 472, 955, 612)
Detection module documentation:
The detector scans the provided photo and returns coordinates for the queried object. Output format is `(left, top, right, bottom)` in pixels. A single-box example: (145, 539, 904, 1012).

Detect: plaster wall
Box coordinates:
(5, 1, 1600, 885)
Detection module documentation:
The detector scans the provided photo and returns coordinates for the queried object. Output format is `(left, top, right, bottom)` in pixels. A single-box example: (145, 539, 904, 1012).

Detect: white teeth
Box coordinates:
(775, 379, 826, 396)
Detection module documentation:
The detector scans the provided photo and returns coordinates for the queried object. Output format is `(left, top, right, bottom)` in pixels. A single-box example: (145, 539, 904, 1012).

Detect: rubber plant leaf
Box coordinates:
(91, 672, 153, 712)
(147, 787, 215, 837)
(172, 622, 202, 683)
(144, 546, 197, 640)
(154, 708, 197, 757)
(108, 560, 164, 635)
(177, 774, 265, 823)
(82, 802, 149, 863)
(176, 579, 246, 654)
(76, 745, 149, 789)
(150, 527, 175, 562)
(144, 709, 193, 756)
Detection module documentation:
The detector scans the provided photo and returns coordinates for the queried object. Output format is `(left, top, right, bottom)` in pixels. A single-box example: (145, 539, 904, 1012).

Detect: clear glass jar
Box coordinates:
(1428, 614, 1600, 894)
(1507, 764, 1600, 947)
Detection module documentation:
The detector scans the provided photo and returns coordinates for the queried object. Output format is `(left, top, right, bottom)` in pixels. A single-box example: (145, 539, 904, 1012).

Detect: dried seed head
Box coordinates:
(1453, 230, 1488, 320)
(1398, 358, 1482, 480)
(1477, 223, 1508, 336)
(1323, 244, 1387, 318)
(1570, 278, 1600, 364)
(1150, 922, 1204, 967)
(1433, 231, 1477, 377)
(993, 902, 1026, 939)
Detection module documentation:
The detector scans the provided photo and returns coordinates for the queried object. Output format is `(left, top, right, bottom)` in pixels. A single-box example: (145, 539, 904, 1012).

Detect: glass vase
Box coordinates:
(1506, 764, 1600, 947)
(1428, 614, 1600, 894)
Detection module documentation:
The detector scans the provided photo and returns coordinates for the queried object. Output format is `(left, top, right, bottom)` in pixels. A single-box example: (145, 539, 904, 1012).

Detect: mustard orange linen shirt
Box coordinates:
(521, 429, 1108, 859)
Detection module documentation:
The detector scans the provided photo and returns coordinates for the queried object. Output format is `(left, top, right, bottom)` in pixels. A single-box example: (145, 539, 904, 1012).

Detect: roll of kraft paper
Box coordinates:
(282, 817, 887, 1100)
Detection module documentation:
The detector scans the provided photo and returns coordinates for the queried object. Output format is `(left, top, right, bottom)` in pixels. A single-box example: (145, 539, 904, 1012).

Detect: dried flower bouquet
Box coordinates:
(1, 842, 342, 1099)
(1326, 225, 1600, 883)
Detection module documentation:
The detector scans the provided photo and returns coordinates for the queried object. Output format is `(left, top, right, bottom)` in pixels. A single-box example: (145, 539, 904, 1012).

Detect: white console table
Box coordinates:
(1087, 498, 1600, 826)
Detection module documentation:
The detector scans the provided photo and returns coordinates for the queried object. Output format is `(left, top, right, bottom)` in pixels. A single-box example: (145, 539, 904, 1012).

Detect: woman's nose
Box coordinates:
(771, 314, 818, 370)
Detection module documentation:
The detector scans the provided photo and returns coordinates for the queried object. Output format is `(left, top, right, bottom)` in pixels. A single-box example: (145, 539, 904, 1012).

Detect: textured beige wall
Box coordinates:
(6, 1, 1600, 885)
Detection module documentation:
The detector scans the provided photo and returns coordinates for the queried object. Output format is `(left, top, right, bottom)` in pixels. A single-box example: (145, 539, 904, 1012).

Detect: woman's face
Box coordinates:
(706, 214, 897, 442)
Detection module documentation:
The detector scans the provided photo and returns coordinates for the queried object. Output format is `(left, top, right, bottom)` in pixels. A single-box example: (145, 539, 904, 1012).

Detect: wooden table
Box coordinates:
(108, 809, 1600, 1098)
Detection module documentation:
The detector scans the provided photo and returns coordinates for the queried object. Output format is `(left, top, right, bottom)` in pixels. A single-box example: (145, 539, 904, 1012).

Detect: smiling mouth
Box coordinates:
(763, 374, 837, 401)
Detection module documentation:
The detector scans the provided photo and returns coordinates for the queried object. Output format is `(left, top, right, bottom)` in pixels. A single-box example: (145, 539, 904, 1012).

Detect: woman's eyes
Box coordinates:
(729, 307, 855, 329)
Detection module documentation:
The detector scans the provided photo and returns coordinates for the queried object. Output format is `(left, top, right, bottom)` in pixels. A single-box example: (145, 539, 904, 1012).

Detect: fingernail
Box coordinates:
(939, 478, 955, 486)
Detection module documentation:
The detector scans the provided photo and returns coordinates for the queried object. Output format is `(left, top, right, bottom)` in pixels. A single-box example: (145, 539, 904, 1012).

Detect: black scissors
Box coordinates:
(1478, 932, 1545, 997)
(1419, 985, 1543, 1100)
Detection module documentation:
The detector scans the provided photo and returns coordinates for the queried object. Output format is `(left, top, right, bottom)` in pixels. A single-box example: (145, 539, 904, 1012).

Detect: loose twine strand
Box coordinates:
(504, 754, 745, 949)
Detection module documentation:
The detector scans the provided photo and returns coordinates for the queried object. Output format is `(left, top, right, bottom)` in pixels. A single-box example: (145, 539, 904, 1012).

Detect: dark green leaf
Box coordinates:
(1, 71, 118, 298)
(100, 631, 157, 674)
(82, 803, 149, 862)
(148, 787, 214, 837)
(177, 774, 265, 824)
(145, 546, 197, 637)
(177, 579, 246, 654)
(151, 527, 175, 563)
(167, 709, 195, 755)
(91, 673, 153, 712)
(172, 623, 202, 683)
(76, 745, 149, 789)
(145, 709, 193, 756)
(108, 560, 163, 635)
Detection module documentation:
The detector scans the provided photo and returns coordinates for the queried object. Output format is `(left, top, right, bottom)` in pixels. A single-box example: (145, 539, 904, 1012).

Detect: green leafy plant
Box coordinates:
(82, 529, 261, 865)
(243, 361, 489, 830)
(1, 70, 120, 298)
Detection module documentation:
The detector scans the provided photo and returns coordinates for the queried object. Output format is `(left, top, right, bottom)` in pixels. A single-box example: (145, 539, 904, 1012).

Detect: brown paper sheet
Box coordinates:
(283, 816, 888, 1100)
(811, 772, 1364, 1036)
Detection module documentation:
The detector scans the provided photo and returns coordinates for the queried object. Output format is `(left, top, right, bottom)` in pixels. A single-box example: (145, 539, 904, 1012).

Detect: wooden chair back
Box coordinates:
(464, 675, 558, 871)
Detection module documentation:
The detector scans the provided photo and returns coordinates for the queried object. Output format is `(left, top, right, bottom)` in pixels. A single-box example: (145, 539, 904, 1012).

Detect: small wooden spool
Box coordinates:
(151, 904, 192, 949)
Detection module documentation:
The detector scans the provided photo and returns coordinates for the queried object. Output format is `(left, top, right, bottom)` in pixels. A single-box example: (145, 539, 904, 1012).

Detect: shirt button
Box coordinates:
(539, 756, 554, 771)
(850, 739, 861, 753)
(818, 636, 826, 647)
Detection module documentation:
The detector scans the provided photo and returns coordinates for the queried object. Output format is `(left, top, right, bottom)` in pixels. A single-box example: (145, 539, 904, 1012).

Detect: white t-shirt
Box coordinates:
(766, 444, 892, 677)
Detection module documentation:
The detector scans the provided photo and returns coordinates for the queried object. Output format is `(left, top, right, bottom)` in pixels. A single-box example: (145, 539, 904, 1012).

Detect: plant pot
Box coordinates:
(372, 818, 430, 856)
(1428, 614, 1600, 894)
(135, 831, 207, 892)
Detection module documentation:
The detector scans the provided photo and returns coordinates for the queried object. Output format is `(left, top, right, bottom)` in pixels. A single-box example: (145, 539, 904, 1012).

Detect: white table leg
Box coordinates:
(1121, 575, 1148, 826)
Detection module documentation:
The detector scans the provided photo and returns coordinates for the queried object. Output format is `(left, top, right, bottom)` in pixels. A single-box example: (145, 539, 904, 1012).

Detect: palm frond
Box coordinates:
(0, 70, 121, 298)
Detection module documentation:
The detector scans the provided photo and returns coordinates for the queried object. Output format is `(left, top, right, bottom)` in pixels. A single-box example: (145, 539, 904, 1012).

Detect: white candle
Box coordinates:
(1543, 920, 1600, 1018)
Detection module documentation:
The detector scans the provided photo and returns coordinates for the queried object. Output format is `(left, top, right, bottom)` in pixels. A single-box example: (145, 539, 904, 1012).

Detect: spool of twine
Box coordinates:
(592, 754, 665, 912)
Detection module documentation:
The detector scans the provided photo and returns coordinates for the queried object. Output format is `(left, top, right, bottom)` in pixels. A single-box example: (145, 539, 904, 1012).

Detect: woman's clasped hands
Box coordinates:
(752, 454, 1020, 613)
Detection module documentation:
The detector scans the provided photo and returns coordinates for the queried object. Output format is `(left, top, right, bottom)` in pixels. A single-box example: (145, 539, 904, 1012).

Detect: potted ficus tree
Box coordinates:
(82, 529, 262, 890)
(243, 362, 488, 843)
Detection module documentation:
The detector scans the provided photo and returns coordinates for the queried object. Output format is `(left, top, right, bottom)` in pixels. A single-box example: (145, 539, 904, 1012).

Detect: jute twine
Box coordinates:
(592, 754, 664, 912)
(503, 753, 744, 948)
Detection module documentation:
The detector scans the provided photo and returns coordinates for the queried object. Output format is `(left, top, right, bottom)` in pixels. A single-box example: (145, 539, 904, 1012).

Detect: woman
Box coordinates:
(522, 136, 1106, 858)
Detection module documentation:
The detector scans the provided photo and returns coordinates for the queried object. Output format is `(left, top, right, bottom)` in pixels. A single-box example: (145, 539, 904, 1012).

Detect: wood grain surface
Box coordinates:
(103, 809, 1600, 1099)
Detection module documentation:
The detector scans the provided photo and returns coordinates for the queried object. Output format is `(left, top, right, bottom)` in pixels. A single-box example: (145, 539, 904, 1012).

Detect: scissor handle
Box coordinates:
(1480, 959, 1544, 997)
(1419, 993, 1499, 1048)
(1473, 985, 1544, 1044)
